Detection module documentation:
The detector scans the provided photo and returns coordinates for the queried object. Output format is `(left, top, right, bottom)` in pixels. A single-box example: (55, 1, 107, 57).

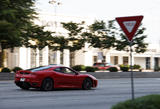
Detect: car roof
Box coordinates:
(48, 64, 64, 67)
(26, 64, 65, 72)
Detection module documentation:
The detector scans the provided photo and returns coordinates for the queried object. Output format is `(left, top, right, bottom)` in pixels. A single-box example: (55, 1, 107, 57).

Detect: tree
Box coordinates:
(82, 20, 116, 49)
(0, 0, 37, 49)
(108, 20, 148, 53)
(48, 36, 68, 51)
(0, 0, 37, 67)
(61, 21, 86, 51)
(84, 20, 148, 53)
(59, 21, 86, 66)
(22, 24, 53, 50)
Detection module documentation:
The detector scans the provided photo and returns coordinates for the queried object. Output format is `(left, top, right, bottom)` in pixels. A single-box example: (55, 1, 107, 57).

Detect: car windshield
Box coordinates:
(105, 63, 113, 66)
(27, 66, 52, 72)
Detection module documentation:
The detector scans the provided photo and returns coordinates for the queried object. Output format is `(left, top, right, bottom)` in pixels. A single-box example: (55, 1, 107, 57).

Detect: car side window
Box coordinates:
(99, 63, 105, 67)
(54, 68, 62, 72)
(54, 68, 66, 73)
(64, 68, 75, 74)
(54, 67, 75, 74)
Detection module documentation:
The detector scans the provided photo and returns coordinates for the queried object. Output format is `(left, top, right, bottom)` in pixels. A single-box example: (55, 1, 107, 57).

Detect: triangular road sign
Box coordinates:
(116, 15, 143, 41)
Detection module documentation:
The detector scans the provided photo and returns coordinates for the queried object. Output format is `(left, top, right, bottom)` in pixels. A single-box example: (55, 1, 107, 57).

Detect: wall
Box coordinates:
(7, 48, 19, 69)
(75, 50, 85, 65)
(134, 57, 146, 69)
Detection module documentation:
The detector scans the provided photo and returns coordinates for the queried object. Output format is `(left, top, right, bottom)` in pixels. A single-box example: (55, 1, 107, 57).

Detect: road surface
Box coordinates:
(0, 78, 160, 109)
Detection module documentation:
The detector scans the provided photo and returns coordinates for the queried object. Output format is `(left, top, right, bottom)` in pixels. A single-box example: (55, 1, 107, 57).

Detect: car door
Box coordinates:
(54, 67, 80, 88)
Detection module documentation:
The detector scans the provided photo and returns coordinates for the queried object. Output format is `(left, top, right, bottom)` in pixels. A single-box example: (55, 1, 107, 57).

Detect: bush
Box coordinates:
(120, 65, 129, 72)
(72, 65, 85, 71)
(94, 67, 99, 71)
(133, 64, 141, 69)
(111, 94, 160, 109)
(108, 67, 118, 72)
(1, 67, 11, 73)
(85, 66, 96, 72)
(12, 67, 23, 73)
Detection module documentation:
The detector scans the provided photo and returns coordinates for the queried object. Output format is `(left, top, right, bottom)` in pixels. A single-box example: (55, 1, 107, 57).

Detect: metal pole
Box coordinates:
(130, 42, 135, 100)
(49, 0, 61, 33)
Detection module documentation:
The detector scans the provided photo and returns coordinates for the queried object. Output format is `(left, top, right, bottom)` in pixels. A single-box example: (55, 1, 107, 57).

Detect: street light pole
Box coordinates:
(49, 0, 61, 33)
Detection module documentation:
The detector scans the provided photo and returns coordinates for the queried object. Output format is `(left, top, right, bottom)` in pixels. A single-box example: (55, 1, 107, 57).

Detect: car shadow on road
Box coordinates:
(16, 88, 96, 92)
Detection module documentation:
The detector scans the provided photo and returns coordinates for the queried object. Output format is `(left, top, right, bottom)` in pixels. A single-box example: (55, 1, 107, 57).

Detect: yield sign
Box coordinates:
(116, 15, 143, 41)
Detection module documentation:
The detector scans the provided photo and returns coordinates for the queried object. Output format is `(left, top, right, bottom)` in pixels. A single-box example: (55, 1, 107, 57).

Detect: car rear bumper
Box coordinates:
(15, 77, 41, 88)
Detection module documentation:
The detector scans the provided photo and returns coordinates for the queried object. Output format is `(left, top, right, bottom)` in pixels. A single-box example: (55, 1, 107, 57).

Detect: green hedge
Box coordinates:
(12, 67, 23, 73)
(111, 94, 160, 109)
(108, 67, 118, 72)
(120, 65, 129, 72)
(72, 65, 85, 71)
(133, 64, 141, 69)
(1, 67, 11, 73)
(85, 66, 96, 72)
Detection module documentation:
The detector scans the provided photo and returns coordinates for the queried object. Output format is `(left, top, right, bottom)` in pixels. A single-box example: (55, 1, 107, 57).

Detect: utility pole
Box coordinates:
(49, 0, 61, 33)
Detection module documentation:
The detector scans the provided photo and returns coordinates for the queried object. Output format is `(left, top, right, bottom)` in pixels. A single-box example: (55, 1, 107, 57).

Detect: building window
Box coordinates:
(93, 56, 97, 63)
(146, 57, 150, 69)
(48, 50, 56, 65)
(114, 56, 118, 65)
(154, 58, 159, 69)
(102, 56, 106, 63)
(31, 49, 36, 68)
(70, 52, 75, 67)
(123, 57, 128, 65)
(60, 51, 63, 65)
(39, 50, 43, 66)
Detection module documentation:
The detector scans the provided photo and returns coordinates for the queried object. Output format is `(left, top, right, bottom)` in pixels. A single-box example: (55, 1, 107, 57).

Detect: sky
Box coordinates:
(35, 0, 160, 46)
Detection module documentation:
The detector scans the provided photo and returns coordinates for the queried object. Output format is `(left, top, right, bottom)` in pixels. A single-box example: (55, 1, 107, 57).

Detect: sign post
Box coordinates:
(116, 15, 143, 100)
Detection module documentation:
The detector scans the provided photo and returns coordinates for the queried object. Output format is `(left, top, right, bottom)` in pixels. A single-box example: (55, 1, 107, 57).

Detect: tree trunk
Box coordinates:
(70, 51, 75, 67)
(0, 49, 6, 68)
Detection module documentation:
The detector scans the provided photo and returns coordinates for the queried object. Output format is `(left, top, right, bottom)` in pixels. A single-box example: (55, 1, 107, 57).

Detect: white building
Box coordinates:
(2, 13, 160, 70)
(4, 43, 160, 70)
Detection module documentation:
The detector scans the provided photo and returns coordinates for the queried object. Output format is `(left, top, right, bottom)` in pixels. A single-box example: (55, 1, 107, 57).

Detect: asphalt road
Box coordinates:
(1, 78, 160, 109)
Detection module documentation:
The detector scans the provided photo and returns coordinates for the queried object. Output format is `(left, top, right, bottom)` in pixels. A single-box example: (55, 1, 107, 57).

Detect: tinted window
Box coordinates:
(54, 68, 62, 72)
(28, 66, 52, 72)
(99, 63, 105, 67)
(54, 67, 75, 74)
(64, 68, 75, 74)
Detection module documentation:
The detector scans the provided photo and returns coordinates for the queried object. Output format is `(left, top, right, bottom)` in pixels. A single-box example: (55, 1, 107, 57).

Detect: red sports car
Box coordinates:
(93, 62, 120, 70)
(15, 65, 98, 91)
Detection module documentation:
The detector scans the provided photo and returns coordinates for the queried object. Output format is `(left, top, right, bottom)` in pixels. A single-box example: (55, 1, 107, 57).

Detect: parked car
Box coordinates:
(15, 65, 98, 91)
(93, 62, 120, 70)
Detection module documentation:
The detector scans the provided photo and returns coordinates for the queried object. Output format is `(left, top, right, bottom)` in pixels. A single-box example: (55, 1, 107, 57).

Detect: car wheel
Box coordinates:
(82, 78, 92, 90)
(41, 78, 53, 91)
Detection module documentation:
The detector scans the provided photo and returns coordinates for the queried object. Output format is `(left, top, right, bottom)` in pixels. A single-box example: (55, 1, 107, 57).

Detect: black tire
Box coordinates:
(82, 78, 92, 90)
(41, 78, 53, 91)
